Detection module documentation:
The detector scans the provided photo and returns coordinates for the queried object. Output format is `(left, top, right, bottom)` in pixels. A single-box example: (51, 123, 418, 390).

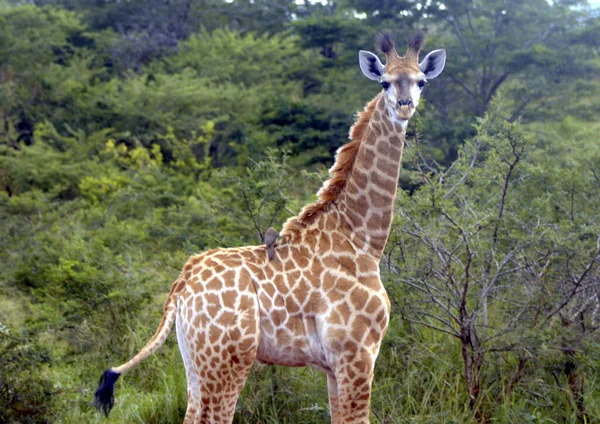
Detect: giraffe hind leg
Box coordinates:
(176, 300, 201, 423)
(177, 286, 260, 423)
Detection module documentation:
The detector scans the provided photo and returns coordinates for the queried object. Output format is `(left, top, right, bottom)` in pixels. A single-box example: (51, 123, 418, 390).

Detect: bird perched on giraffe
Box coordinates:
(94, 29, 445, 424)
(263, 227, 279, 261)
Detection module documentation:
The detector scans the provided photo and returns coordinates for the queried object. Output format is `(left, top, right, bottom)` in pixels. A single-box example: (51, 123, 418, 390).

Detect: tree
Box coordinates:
(385, 98, 600, 420)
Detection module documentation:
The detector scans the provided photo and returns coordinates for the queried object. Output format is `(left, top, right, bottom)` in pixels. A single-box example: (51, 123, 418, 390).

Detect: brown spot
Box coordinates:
(259, 293, 272, 310)
(332, 233, 355, 254)
(224, 256, 243, 268)
(365, 296, 381, 314)
(344, 208, 364, 229)
(206, 276, 223, 291)
(222, 290, 237, 309)
(246, 263, 263, 279)
(329, 289, 345, 303)
(338, 302, 352, 323)
(345, 340, 358, 355)
(379, 122, 389, 136)
(221, 269, 235, 284)
(336, 277, 354, 292)
(238, 294, 254, 311)
(209, 326, 221, 343)
(284, 259, 296, 272)
(218, 310, 235, 326)
(239, 337, 255, 352)
(338, 257, 357, 275)
(292, 278, 310, 302)
(272, 310, 287, 326)
(356, 350, 373, 373)
(350, 286, 369, 310)
(353, 170, 368, 190)
(287, 270, 301, 286)
(241, 315, 257, 332)
(318, 233, 332, 252)
(263, 282, 276, 297)
(357, 257, 378, 274)
(206, 293, 220, 307)
(351, 314, 372, 342)
(322, 272, 336, 291)
(310, 258, 325, 278)
(360, 276, 381, 291)
(322, 254, 338, 270)
(362, 146, 375, 169)
(200, 269, 212, 281)
(308, 292, 326, 314)
(276, 328, 292, 345)
(329, 309, 343, 325)
(369, 189, 392, 209)
(228, 327, 241, 341)
(296, 252, 310, 269)
(239, 268, 252, 287)
(274, 274, 289, 294)
(376, 140, 391, 156)
(354, 377, 367, 388)
(325, 214, 337, 231)
(326, 327, 347, 342)
(286, 297, 300, 314)
(264, 266, 274, 279)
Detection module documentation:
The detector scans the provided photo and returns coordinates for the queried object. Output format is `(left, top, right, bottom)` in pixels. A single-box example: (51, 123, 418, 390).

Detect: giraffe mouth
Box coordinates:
(396, 105, 414, 120)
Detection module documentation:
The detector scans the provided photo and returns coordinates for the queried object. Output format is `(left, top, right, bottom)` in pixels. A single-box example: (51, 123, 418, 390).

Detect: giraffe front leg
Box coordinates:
(327, 374, 342, 424)
(334, 348, 376, 424)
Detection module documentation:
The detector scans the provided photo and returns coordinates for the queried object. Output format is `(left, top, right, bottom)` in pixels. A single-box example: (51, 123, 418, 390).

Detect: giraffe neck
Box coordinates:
(334, 95, 406, 260)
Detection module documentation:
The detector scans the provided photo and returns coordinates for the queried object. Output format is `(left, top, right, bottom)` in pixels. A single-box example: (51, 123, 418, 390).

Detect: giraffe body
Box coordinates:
(94, 31, 446, 423)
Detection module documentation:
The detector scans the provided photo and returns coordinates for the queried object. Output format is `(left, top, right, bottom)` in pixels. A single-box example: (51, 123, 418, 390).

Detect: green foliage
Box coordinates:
(386, 97, 600, 420)
(0, 325, 53, 424)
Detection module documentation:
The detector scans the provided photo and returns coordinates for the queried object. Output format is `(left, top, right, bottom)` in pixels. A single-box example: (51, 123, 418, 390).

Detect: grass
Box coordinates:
(5, 309, 600, 423)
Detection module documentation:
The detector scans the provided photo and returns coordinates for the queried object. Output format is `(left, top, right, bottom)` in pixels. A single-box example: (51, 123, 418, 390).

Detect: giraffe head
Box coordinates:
(359, 31, 446, 124)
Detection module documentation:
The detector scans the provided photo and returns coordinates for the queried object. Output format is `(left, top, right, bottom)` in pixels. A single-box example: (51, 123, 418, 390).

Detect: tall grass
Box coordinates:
(29, 313, 600, 423)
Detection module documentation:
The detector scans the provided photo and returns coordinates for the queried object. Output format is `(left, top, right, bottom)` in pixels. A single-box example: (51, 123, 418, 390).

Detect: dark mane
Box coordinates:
(280, 94, 381, 239)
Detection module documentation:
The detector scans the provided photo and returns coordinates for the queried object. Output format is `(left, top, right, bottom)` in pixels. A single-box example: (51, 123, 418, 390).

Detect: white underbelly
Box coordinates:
(255, 315, 332, 374)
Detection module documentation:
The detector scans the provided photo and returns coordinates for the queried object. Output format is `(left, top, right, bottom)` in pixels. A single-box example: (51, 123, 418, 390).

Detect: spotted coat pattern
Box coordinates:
(106, 76, 413, 424)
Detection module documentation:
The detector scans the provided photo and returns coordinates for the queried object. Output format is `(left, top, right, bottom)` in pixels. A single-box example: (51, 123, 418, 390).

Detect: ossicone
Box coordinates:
(407, 31, 424, 56)
(375, 30, 398, 58)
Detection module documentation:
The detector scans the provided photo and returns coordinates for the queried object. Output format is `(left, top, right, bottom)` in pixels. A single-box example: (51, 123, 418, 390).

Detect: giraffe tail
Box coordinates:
(94, 283, 181, 417)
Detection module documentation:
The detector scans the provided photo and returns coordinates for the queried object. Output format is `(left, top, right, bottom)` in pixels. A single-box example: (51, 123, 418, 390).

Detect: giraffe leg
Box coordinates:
(333, 348, 376, 424)
(178, 284, 260, 423)
(176, 302, 201, 423)
(196, 351, 256, 424)
(327, 374, 342, 424)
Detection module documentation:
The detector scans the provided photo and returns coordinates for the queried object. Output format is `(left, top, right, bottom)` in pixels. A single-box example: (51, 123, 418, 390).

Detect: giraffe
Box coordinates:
(94, 30, 445, 423)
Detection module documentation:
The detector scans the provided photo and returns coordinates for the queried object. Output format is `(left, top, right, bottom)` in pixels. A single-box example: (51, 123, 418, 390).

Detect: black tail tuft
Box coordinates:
(94, 369, 121, 417)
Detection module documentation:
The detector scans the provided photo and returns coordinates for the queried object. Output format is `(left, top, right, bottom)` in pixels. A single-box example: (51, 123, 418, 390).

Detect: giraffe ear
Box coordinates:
(359, 50, 384, 81)
(419, 49, 446, 79)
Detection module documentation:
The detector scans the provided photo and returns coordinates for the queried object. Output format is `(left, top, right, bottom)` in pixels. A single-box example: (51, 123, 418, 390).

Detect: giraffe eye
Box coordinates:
(380, 81, 390, 90)
(418, 80, 427, 89)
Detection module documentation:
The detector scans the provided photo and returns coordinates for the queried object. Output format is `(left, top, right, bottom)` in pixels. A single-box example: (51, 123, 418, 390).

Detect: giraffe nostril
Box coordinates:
(397, 99, 413, 107)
